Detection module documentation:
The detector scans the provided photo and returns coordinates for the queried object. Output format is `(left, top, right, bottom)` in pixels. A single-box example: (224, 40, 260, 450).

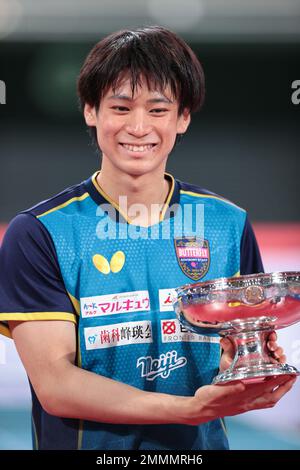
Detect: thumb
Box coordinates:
(220, 337, 235, 354)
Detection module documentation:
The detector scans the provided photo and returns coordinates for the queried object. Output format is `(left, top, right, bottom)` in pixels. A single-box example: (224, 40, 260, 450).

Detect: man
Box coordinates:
(0, 26, 293, 450)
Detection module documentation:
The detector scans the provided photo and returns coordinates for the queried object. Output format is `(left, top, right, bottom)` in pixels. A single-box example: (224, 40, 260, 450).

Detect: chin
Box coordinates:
(120, 162, 162, 178)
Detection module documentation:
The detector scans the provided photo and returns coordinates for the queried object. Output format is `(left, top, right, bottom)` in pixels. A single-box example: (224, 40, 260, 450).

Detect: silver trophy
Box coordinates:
(173, 272, 300, 384)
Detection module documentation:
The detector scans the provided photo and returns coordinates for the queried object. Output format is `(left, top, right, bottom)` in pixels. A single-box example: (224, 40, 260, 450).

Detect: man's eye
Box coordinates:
(111, 106, 129, 112)
(150, 108, 168, 113)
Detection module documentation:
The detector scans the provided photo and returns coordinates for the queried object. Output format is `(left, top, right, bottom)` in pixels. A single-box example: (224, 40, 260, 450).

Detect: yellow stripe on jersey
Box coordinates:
(67, 292, 80, 315)
(37, 193, 90, 219)
(160, 172, 175, 222)
(0, 312, 77, 323)
(91, 171, 131, 223)
(92, 171, 176, 224)
(180, 190, 246, 211)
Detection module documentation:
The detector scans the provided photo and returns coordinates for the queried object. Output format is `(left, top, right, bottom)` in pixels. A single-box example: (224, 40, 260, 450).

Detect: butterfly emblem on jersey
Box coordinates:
(174, 237, 210, 281)
(92, 251, 125, 275)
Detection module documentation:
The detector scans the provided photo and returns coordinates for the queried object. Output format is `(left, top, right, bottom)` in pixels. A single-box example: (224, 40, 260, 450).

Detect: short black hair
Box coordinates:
(77, 26, 205, 149)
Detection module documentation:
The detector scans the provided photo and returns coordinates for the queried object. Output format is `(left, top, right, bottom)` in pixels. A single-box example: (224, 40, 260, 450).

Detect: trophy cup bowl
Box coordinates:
(173, 272, 300, 384)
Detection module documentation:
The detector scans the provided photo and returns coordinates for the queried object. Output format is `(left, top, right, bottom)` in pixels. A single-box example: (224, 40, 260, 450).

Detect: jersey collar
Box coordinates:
(84, 171, 180, 224)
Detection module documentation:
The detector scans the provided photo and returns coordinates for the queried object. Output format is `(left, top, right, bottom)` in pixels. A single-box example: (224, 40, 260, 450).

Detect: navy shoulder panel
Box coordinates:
(179, 180, 222, 198)
(240, 215, 264, 275)
(21, 180, 88, 218)
(0, 213, 75, 317)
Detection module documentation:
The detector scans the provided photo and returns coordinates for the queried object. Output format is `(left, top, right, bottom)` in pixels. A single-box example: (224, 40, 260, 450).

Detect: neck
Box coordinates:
(96, 159, 171, 226)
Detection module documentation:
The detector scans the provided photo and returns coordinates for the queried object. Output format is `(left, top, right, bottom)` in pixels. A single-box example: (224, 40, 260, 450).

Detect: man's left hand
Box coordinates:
(219, 331, 286, 372)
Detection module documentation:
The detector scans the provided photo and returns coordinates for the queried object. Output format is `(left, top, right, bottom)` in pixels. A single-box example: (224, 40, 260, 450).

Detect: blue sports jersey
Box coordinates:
(0, 172, 263, 450)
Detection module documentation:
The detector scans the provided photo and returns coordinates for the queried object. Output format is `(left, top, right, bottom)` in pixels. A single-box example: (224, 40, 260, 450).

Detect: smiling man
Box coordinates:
(0, 26, 293, 451)
(84, 75, 190, 226)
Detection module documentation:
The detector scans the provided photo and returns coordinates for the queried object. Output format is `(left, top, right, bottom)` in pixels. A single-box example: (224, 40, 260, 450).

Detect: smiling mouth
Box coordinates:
(120, 143, 157, 152)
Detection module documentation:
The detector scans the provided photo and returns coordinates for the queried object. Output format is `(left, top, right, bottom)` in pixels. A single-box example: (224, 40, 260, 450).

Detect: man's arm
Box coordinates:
(9, 320, 296, 426)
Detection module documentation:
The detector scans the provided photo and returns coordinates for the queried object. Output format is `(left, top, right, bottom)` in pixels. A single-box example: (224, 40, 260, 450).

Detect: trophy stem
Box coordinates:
(212, 329, 299, 385)
(232, 330, 272, 369)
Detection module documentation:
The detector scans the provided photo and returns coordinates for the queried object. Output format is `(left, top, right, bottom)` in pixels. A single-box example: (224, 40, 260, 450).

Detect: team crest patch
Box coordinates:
(174, 237, 210, 281)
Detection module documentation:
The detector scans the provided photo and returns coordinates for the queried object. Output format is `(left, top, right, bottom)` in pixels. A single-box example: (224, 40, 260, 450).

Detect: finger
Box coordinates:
(279, 354, 286, 364)
(220, 337, 234, 352)
(245, 375, 294, 396)
(269, 355, 286, 364)
(268, 331, 277, 342)
(264, 375, 296, 392)
(268, 376, 297, 402)
(250, 377, 296, 410)
(272, 347, 284, 359)
(267, 340, 278, 351)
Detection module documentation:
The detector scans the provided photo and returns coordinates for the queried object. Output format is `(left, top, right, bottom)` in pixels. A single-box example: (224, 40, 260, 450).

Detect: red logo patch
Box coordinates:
(162, 321, 176, 334)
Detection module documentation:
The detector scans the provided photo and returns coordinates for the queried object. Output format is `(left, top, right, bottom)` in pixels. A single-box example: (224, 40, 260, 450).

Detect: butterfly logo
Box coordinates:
(92, 251, 125, 275)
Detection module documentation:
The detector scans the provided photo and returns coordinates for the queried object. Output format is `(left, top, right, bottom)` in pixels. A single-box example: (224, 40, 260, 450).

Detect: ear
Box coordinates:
(84, 103, 97, 126)
(176, 108, 191, 134)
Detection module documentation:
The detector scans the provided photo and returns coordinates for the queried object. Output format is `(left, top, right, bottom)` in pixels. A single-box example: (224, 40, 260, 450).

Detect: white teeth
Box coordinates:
(122, 144, 155, 152)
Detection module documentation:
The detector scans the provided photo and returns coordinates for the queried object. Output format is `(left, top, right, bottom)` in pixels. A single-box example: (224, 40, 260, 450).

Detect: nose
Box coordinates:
(124, 108, 152, 137)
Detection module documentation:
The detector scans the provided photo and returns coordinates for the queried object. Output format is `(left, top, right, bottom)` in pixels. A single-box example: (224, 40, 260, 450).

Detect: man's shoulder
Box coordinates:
(177, 179, 246, 214)
(21, 178, 89, 219)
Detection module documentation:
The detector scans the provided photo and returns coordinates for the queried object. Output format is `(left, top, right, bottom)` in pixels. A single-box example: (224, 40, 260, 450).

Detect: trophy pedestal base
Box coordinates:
(213, 363, 299, 385)
(212, 329, 300, 384)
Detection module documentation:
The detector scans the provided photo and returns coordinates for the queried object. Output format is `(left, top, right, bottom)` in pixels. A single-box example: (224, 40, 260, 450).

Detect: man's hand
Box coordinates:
(182, 375, 296, 426)
(177, 330, 296, 427)
(219, 331, 286, 372)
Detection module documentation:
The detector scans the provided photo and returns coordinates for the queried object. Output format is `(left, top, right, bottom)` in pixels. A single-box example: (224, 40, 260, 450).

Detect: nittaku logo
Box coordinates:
(136, 350, 187, 380)
(0, 80, 6, 104)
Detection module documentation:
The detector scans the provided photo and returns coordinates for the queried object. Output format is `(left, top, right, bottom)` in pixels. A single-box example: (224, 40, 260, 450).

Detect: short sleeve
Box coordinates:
(0, 213, 77, 338)
(240, 215, 264, 275)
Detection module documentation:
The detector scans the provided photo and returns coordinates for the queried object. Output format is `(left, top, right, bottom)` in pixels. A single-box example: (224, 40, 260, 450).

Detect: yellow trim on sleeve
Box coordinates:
(0, 322, 12, 339)
(233, 271, 240, 277)
(67, 292, 80, 315)
(180, 190, 245, 211)
(0, 312, 77, 323)
(37, 193, 90, 219)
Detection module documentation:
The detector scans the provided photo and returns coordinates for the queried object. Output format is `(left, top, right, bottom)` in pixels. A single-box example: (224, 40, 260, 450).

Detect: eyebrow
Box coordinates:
(107, 94, 173, 104)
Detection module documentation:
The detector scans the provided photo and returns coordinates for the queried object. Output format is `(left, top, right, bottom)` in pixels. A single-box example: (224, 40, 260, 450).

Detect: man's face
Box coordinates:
(84, 75, 190, 177)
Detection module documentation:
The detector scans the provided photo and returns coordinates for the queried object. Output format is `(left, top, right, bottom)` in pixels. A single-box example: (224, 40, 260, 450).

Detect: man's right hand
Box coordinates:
(182, 375, 296, 426)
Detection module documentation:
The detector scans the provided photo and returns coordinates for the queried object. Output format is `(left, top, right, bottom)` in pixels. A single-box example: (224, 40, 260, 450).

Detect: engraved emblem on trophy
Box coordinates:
(173, 272, 300, 384)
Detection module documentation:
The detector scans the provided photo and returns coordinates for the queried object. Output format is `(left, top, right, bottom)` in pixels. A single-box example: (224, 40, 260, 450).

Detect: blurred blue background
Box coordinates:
(0, 0, 299, 450)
